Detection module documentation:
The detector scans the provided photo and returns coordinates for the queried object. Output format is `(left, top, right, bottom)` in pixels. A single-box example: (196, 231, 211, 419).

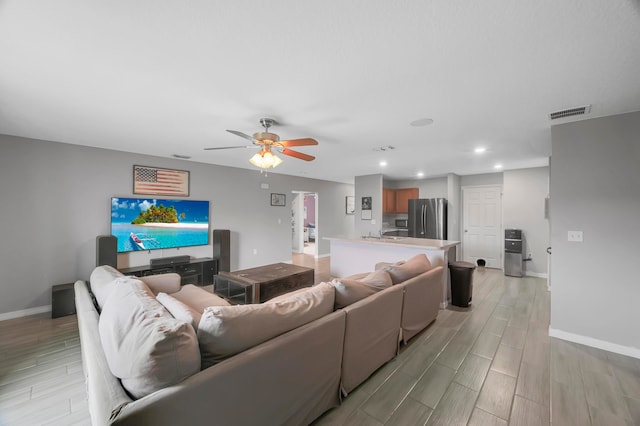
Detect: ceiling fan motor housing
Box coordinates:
(253, 132, 280, 143)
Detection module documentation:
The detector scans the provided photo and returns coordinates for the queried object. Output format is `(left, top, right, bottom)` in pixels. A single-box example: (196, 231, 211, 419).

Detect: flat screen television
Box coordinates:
(111, 197, 210, 253)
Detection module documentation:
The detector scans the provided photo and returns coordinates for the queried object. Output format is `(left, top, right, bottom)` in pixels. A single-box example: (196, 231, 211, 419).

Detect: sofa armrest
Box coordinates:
(399, 266, 443, 343)
(74, 280, 133, 426)
(139, 273, 182, 295)
(340, 285, 403, 395)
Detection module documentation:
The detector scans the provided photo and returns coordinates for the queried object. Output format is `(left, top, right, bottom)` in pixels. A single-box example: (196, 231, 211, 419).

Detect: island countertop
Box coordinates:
(325, 236, 461, 308)
(324, 235, 460, 250)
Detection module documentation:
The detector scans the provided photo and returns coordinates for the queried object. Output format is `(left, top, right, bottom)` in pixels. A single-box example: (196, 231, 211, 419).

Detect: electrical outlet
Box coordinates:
(568, 231, 583, 242)
(253, 248, 258, 255)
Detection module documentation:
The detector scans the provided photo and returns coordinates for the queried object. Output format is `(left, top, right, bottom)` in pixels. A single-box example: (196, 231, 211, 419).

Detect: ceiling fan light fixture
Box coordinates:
(249, 148, 283, 169)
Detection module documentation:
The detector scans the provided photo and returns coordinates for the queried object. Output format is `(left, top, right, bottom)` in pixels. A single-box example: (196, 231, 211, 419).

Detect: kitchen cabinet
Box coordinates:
(394, 188, 419, 213)
(382, 187, 419, 214)
(383, 188, 396, 214)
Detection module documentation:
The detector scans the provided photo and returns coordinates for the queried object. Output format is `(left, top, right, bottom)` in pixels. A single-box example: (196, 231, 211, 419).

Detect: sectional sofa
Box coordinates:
(75, 254, 443, 425)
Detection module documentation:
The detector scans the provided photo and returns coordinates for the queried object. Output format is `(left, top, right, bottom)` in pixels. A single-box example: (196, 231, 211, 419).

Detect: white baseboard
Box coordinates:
(525, 271, 548, 279)
(0, 305, 51, 322)
(316, 253, 330, 259)
(549, 327, 640, 359)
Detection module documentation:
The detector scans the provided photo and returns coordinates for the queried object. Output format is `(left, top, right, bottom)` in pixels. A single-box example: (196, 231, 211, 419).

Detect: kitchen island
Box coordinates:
(325, 236, 460, 308)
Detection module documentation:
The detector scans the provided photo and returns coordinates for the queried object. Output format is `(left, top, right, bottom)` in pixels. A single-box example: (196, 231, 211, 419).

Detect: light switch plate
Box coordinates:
(568, 231, 583, 242)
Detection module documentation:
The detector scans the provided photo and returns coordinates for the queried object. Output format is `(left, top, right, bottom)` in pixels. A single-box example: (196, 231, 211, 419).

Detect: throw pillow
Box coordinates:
(383, 253, 432, 284)
(156, 292, 201, 332)
(197, 282, 335, 368)
(99, 277, 200, 399)
(332, 269, 393, 309)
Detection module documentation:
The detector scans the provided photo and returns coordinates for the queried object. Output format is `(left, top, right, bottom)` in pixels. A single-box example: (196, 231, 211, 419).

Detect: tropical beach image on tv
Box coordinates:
(111, 197, 210, 253)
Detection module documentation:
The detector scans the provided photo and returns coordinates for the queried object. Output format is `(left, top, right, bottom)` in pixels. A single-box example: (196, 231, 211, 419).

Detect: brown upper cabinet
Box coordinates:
(383, 187, 419, 214)
(383, 188, 396, 214)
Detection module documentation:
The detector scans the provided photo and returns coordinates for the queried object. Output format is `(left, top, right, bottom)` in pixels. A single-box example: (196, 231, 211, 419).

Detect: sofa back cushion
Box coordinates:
(99, 277, 200, 399)
(139, 273, 181, 295)
(197, 282, 335, 368)
(171, 284, 231, 314)
(380, 253, 432, 284)
(331, 269, 393, 309)
(90, 265, 123, 309)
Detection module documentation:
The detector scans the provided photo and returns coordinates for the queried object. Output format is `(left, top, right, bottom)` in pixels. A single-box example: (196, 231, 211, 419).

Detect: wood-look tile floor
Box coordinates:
(1, 256, 638, 425)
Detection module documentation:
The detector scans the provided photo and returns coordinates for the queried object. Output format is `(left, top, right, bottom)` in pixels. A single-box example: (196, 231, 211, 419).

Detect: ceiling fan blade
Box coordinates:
(280, 148, 315, 161)
(204, 145, 255, 150)
(278, 138, 318, 147)
(226, 129, 259, 143)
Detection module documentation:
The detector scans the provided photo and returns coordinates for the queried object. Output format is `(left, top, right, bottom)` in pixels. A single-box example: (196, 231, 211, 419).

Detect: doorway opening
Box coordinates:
(291, 191, 318, 258)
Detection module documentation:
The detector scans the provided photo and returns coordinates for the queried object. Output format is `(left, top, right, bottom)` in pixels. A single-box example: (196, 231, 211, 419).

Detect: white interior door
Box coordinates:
(462, 185, 502, 268)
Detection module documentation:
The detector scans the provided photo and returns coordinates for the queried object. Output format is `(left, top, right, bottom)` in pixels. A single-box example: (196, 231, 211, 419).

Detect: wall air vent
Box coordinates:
(549, 105, 591, 120)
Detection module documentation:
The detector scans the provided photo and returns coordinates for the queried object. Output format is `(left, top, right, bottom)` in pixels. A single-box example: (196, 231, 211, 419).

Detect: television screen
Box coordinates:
(111, 197, 210, 253)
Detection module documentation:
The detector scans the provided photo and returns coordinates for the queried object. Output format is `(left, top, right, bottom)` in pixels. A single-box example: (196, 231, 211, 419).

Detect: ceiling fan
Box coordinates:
(204, 118, 318, 169)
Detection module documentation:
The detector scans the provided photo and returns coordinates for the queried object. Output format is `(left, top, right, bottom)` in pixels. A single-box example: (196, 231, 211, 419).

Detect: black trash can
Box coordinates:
(449, 261, 476, 307)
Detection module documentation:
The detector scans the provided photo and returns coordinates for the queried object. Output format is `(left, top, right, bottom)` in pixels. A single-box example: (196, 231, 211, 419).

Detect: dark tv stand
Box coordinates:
(119, 257, 217, 286)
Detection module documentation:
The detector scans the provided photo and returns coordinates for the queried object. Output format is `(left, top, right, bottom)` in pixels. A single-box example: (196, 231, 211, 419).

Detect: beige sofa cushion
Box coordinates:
(197, 282, 335, 368)
(331, 269, 393, 309)
(89, 265, 123, 308)
(171, 284, 230, 313)
(157, 292, 201, 332)
(139, 273, 181, 295)
(379, 253, 432, 284)
(99, 277, 200, 399)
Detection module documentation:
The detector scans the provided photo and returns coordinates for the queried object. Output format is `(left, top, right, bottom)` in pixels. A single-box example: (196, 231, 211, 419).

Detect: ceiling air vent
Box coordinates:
(373, 145, 395, 152)
(549, 105, 591, 120)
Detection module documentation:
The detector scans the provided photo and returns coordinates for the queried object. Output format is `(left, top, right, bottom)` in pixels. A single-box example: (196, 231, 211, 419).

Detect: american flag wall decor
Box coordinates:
(133, 165, 190, 196)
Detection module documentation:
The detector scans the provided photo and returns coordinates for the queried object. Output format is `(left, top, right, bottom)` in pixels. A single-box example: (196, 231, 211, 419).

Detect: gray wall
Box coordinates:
(460, 172, 504, 187)
(0, 134, 354, 315)
(354, 174, 383, 236)
(550, 111, 640, 351)
(447, 173, 462, 255)
(503, 167, 549, 276)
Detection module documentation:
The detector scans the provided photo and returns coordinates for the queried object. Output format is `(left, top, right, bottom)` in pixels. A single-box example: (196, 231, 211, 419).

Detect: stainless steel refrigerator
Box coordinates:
(408, 198, 448, 239)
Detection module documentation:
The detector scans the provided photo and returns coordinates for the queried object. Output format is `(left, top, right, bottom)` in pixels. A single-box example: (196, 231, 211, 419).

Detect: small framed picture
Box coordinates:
(361, 196, 372, 210)
(271, 193, 286, 206)
(346, 196, 355, 215)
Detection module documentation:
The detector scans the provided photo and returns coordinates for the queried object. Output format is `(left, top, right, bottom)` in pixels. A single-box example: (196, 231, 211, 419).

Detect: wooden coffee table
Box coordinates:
(214, 263, 314, 304)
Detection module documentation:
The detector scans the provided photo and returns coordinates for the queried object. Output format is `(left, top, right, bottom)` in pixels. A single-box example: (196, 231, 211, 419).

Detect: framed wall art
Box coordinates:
(361, 196, 372, 220)
(346, 196, 355, 214)
(271, 193, 286, 206)
(133, 165, 190, 196)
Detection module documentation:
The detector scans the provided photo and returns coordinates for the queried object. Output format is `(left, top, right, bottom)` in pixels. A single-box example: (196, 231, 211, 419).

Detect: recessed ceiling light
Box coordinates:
(379, 161, 387, 167)
(410, 118, 434, 127)
(494, 164, 503, 170)
(417, 172, 424, 177)
(474, 147, 486, 154)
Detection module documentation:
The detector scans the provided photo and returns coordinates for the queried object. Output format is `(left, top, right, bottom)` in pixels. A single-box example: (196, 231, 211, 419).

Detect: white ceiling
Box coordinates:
(1, 1, 639, 184)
